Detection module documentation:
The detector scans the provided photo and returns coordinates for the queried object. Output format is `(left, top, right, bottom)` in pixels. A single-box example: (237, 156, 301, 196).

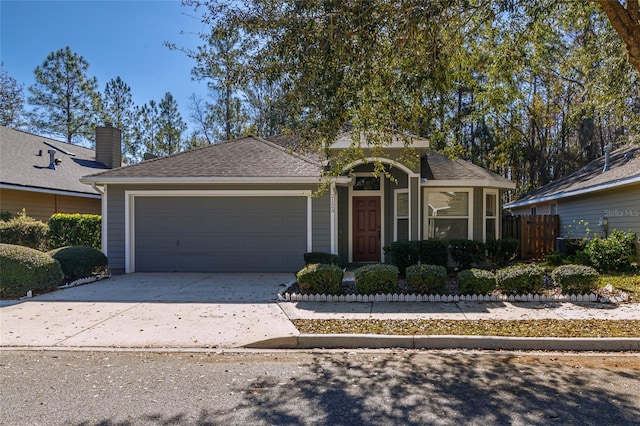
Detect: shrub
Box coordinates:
(1, 211, 13, 221)
(496, 264, 546, 295)
(448, 239, 485, 270)
(583, 230, 636, 273)
(0, 243, 63, 297)
(0, 210, 49, 250)
(47, 245, 108, 283)
(384, 240, 448, 275)
(406, 264, 447, 294)
(303, 252, 341, 266)
(457, 269, 497, 295)
(354, 264, 399, 294)
(47, 214, 101, 250)
(551, 264, 600, 295)
(296, 263, 343, 295)
(486, 239, 520, 267)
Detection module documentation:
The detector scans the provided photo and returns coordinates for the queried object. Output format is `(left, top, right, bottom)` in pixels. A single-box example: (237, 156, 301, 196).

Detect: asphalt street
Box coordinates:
(1, 349, 639, 425)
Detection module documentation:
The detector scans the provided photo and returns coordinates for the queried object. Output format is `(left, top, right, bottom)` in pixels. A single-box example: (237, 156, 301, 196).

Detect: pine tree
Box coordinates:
(0, 63, 25, 128)
(156, 92, 187, 155)
(103, 77, 136, 163)
(28, 46, 101, 144)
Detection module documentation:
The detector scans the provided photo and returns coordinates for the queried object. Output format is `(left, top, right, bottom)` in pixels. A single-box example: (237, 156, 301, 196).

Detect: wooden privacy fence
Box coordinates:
(502, 215, 560, 260)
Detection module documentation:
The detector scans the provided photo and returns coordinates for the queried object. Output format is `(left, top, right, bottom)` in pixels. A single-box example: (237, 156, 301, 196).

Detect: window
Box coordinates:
(424, 189, 471, 240)
(353, 176, 380, 191)
(484, 190, 498, 241)
(395, 190, 409, 241)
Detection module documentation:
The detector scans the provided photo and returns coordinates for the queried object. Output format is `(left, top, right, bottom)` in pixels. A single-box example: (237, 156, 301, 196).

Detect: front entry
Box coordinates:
(352, 196, 381, 262)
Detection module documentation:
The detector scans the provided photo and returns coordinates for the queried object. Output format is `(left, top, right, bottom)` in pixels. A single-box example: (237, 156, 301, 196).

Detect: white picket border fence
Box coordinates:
(277, 291, 601, 303)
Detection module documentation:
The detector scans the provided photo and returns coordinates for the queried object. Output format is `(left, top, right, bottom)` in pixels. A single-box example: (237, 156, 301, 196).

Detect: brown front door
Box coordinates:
(352, 196, 381, 262)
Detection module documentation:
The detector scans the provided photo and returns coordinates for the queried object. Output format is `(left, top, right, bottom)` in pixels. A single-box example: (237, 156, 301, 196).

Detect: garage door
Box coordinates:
(134, 196, 307, 272)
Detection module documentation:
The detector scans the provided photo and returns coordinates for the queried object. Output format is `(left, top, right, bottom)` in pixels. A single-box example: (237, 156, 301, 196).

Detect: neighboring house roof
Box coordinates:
(505, 145, 640, 209)
(0, 126, 107, 197)
(422, 150, 515, 188)
(81, 135, 325, 184)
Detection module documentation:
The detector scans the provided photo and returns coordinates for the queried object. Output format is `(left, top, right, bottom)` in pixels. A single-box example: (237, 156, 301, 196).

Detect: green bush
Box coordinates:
(496, 264, 546, 295)
(47, 245, 108, 283)
(296, 263, 343, 295)
(486, 239, 520, 267)
(384, 240, 448, 275)
(0, 243, 63, 297)
(47, 214, 101, 250)
(551, 264, 599, 295)
(448, 239, 485, 270)
(583, 230, 636, 273)
(355, 264, 399, 295)
(406, 264, 447, 294)
(303, 252, 341, 266)
(0, 210, 49, 250)
(1, 211, 13, 221)
(457, 268, 497, 295)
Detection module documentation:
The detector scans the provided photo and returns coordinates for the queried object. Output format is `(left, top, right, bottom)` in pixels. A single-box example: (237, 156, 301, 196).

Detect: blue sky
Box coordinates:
(1, 0, 208, 135)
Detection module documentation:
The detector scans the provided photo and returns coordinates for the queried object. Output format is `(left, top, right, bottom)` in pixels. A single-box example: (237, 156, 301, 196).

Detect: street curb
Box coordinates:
(246, 334, 640, 351)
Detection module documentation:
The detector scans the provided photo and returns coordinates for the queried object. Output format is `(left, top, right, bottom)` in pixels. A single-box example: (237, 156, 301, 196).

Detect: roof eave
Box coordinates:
(504, 175, 640, 209)
(421, 179, 516, 189)
(0, 182, 102, 198)
(80, 176, 351, 185)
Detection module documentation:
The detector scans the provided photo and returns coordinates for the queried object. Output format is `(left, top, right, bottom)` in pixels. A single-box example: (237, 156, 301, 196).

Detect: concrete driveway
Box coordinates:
(0, 273, 299, 349)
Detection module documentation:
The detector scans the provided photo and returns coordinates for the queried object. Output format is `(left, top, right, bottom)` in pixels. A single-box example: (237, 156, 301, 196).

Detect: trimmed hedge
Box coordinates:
(0, 243, 63, 297)
(496, 264, 546, 295)
(551, 264, 599, 295)
(296, 263, 343, 295)
(47, 245, 108, 283)
(355, 264, 399, 295)
(47, 214, 101, 250)
(383, 240, 448, 275)
(303, 252, 341, 266)
(486, 239, 520, 267)
(457, 268, 497, 295)
(406, 264, 447, 294)
(0, 211, 48, 250)
(448, 239, 485, 270)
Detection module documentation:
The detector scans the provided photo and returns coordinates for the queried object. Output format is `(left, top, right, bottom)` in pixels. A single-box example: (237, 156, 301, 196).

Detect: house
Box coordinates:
(0, 125, 121, 222)
(504, 144, 640, 240)
(80, 132, 515, 274)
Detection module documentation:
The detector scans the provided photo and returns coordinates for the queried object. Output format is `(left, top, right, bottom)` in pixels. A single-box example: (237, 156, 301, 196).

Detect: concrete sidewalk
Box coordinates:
(1, 273, 638, 351)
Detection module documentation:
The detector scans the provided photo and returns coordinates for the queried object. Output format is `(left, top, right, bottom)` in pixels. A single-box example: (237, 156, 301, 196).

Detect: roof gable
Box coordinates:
(82, 136, 323, 182)
(0, 126, 106, 196)
(422, 151, 514, 187)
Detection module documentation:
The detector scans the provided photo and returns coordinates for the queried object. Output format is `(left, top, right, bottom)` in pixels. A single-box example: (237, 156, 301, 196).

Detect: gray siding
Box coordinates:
(410, 176, 419, 240)
(337, 186, 349, 265)
(312, 193, 331, 253)
(472, 188, 483, 241)
(558, 185, 640, 239)
(507, 184, 640, 240)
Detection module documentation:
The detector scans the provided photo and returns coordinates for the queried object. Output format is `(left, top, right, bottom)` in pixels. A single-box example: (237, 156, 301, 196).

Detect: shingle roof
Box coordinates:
(82, 136, 323, 181)
(422, 150, 514, 186)
(0, 126, 106, 196)
(505, 145, 640, 208)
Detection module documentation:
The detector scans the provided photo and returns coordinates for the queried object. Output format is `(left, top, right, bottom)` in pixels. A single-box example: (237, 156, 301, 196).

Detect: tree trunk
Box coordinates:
(596, 0, 640, 73)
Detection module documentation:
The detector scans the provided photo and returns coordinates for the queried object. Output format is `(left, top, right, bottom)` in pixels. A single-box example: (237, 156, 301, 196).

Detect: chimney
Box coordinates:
(95, 122, 122, 169)
(603, 143, 612, 173)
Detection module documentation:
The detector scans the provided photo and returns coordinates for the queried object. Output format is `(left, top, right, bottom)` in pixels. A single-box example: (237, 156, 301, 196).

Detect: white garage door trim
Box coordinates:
(124, 190, 313, 273)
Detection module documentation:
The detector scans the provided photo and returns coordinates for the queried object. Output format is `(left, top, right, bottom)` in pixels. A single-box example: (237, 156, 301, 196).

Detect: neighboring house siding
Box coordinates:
(312, 193, 331, 253)
(558, 185, 640, 239)
(0, 188, 100, 222)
